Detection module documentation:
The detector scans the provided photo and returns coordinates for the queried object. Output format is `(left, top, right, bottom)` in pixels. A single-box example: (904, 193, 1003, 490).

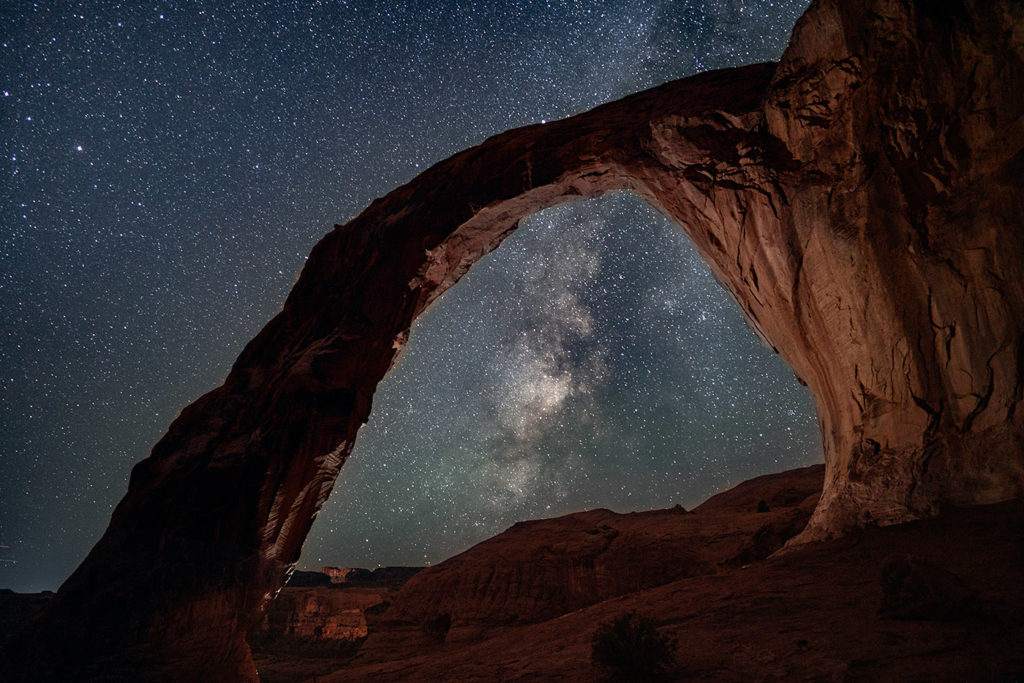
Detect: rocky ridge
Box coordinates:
(4, 466, 1020, 681)
(328, 495, 1024, 681)
(354, 465, 822, 660)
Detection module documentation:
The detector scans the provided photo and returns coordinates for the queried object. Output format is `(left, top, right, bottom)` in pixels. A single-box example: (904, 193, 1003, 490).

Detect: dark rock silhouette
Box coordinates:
(5, 0, 1022, 679)
(879, 555, 977, 621)
(285, 570, 331, 588)
(0, 590, 53, 638)
(320, 565, 423, 585)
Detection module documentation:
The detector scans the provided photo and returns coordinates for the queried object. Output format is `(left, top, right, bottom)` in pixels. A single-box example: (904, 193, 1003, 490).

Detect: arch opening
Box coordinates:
(302, 192, 821, 570)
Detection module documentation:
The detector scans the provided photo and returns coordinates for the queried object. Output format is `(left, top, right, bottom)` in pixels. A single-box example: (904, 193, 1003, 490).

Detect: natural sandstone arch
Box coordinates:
(8, 0, 1023, 679)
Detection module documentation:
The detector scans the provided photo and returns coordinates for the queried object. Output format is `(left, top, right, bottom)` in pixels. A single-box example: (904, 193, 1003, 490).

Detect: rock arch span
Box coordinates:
(8, 0, 1023, 679)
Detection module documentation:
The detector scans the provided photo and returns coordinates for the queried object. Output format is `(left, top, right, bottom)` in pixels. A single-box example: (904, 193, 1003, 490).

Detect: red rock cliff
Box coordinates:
(6, 1, 1022, 679)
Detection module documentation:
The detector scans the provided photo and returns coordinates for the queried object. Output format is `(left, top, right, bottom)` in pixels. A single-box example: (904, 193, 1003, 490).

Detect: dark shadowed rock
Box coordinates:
(286, 570, 331, 587)
(879, 555, 977, 621)
(5, 0, 1022, 678)
(0, 590, 54, 641)
(321, 566, 423, 586)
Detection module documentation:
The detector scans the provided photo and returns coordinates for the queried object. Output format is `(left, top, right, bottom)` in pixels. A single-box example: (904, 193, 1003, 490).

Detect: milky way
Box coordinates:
(1, 0, 814, 591)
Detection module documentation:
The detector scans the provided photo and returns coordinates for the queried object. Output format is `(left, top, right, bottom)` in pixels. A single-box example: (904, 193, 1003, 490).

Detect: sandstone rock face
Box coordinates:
(354, 466, 822, 659)
(759, 0, 1024, 538)
(322, 567, 369, 584)
(7, 0, 1022, 679)
(328, 498, 1024, 682)
(249, 566, 423, 650)
(250, 587, 381, 645)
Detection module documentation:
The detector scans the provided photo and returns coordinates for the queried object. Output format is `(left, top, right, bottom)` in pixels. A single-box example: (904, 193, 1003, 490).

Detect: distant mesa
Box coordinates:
(321, 567, 371, 584)
(284, 569, 331, 587)
(321, 566, 424, 586)
(287, 566, 424, 587)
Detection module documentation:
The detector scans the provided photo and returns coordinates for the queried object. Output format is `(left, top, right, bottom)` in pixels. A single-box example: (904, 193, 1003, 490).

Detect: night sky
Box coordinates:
(1, 0, 816, 593)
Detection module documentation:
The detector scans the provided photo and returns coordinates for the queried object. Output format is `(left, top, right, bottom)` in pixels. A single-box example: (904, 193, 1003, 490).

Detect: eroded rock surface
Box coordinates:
(327, 497, 1024, 681)
(6, 0, 1022, 679)
(761, 0, 1024, 538)
(250, 586, 381, 646)
(354, 465, 822, 660)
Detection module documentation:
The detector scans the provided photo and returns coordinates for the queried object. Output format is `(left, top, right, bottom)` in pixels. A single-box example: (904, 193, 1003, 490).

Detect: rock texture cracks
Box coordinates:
(7, 0, 1023, 679)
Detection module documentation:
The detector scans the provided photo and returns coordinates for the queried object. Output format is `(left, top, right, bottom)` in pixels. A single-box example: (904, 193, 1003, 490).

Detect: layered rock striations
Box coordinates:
(7, 0, 1022, 679)
(329, 495, 1024, 681)
(760, 0, 1024, 538)
(354, 465, 823, 658)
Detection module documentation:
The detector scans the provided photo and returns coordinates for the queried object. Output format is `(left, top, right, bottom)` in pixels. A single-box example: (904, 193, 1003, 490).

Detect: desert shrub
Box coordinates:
(591, 611, 677, 679)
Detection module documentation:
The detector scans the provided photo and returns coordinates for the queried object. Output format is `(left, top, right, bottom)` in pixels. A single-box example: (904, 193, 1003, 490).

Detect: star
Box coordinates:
(1, 0, 817, 591)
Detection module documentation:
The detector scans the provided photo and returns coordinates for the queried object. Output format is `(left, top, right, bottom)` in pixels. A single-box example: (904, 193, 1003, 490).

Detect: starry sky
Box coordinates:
(1, 0, 816, 592)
